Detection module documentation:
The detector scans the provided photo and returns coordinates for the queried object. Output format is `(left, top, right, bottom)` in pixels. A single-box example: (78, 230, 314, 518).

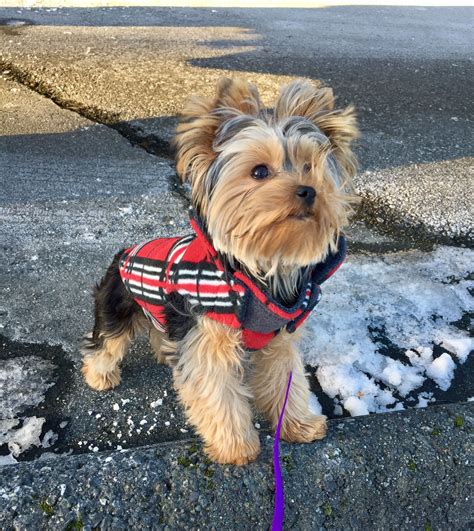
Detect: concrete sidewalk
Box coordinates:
(1, 403, 472, 530)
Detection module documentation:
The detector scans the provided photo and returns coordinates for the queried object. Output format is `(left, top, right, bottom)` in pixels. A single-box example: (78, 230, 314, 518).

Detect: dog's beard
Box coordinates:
(209, 197, 345, 305)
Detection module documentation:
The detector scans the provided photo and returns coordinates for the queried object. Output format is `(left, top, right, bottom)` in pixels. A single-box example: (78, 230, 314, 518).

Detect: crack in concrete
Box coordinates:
(0, 60, 173, 160)
(1, 59, 469, 248)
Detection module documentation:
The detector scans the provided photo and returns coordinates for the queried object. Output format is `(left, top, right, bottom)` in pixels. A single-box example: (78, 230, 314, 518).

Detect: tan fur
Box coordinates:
(251, 329, 326, 442)
(83, 77, 357, 465)
(81, 334, 131, 391)
(275, 79, 359, 180)
(149, 327, 166, 363)
(149, 327, 178, 366)
(173, 316, 260, 465)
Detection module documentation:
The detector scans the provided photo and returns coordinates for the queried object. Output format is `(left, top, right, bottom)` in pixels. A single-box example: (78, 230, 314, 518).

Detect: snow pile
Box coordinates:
(425, 354, 456, 391)
(302, 246, 473, 416)
(308, 392, 323, 416)
(416, 392, 434, 409)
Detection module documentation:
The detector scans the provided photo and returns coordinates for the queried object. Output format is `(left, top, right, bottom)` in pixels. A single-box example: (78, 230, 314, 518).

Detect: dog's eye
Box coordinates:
(303, 163, 311, 174)
(251, 165, 269, 180)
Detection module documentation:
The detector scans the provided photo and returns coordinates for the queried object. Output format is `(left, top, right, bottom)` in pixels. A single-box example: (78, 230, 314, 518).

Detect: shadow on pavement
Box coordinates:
(0, 6, 472, 171)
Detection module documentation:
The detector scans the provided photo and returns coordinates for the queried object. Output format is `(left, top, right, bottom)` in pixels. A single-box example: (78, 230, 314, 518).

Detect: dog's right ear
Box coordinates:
(173, 77, 261, 186)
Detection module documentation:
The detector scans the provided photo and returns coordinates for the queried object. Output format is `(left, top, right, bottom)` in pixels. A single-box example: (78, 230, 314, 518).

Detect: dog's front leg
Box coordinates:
(251, 329, 327, 443)
(173, 316, 260, 465)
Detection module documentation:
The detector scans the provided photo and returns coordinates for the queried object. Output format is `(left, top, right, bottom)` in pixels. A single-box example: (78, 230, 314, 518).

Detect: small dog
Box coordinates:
(81, 78, 358, 465)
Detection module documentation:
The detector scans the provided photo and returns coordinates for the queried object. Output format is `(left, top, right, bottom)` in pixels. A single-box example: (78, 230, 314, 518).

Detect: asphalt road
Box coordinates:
(0, 76, 192, 459)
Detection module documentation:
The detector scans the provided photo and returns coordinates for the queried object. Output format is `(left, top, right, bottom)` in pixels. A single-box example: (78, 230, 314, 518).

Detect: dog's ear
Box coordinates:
(213, 76, 261, 116)
(173, 77, 261, 185)
(275, 79, 358, 178)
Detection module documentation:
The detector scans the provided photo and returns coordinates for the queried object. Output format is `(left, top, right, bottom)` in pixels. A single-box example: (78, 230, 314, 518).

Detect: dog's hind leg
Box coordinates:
(149, 327, 166, 363)
(81, 251, 143, 391)
(149, 328, 178, 367)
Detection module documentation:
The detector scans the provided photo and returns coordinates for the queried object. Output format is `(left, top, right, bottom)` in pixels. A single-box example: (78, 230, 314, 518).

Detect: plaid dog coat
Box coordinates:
(119, 210, 346, 350)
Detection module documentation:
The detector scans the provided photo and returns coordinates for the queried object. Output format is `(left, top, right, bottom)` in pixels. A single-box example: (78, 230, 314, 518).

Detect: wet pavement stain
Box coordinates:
(2, 327, 472, 464)
(0, 334, 191, 462)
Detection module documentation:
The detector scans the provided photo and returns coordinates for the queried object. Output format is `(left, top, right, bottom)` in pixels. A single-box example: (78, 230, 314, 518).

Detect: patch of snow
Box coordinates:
(426, 353, 456, 391)
(0, 357, 57, 463)
(415, 392, 434, 409)
(0, 419, 19, 444)
(7, 416, 45, 457)
(0, 356, 55, 418)
(441, 337, 473, 363)
(302, 246, 473, 416)
(41, 429, 58, 449)
(0, 453, 17, 466)
(308, 392, 322, 415)
(343, 396, 369, 417)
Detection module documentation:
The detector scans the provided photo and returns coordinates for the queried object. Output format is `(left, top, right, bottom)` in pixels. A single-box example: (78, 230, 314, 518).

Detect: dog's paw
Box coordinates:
(81, 358, 121, 391)
(205, 431, 261, 466)
(281, 414, 327, 443)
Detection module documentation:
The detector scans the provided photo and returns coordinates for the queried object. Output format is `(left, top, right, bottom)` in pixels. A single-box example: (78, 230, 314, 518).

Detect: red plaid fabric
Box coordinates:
(119, 211, 345, 350)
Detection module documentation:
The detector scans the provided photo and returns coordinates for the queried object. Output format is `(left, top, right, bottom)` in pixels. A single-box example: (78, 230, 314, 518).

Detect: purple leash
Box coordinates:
(271, 371, 293, 531)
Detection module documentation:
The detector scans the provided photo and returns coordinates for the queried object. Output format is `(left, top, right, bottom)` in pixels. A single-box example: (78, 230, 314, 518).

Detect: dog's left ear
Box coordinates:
(275, 79, 358, 178)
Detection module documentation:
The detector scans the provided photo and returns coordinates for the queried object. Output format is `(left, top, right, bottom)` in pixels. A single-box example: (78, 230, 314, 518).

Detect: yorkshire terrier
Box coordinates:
(81, 78, 358, 465)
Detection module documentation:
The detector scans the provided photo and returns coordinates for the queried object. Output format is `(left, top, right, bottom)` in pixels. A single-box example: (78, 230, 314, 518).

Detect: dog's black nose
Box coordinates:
(296, 186, 316, 206)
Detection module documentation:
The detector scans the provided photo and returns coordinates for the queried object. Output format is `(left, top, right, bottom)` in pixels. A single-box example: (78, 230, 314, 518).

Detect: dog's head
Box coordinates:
(173, 77, 358, 276)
